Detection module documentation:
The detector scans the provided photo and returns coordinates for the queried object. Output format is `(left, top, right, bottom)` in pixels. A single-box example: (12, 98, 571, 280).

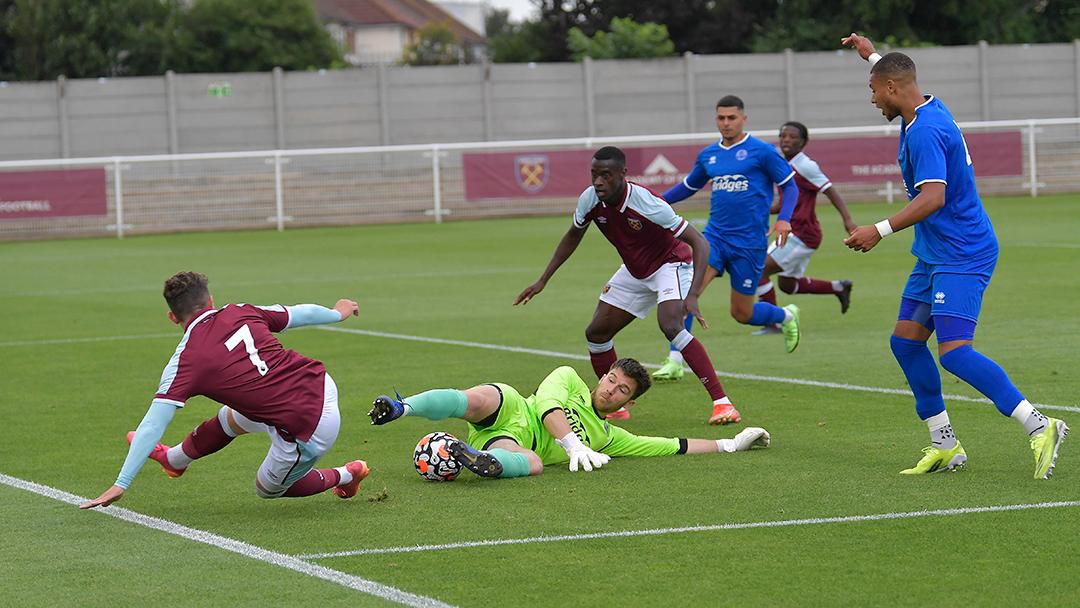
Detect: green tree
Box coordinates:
(401, 20, 466, 66)
(497, 0, 1077, 58)
(567, 16, 675, 60)
(0, 0, 341, 80)
(168, 0, 340, 73)
(588, 0, 779, 55)
(485, 7, 546, 63)
(0, 0, 180, 81)
(750, 0, 1080, 52)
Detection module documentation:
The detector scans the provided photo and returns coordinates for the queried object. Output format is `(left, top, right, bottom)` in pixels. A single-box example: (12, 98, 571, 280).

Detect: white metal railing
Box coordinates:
(2, 117, 1077, 240)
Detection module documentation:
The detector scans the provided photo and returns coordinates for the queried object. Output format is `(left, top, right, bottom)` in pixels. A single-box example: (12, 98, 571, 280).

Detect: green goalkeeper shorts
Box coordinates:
(466, 383, 541, 451)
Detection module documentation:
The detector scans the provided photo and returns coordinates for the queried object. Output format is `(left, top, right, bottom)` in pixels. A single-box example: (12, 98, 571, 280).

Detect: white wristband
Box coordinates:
(556, 432, 585, 452)
(875, 219, 894, 238)
(868, 52, 882, 66)
(716, 438, 736, 454)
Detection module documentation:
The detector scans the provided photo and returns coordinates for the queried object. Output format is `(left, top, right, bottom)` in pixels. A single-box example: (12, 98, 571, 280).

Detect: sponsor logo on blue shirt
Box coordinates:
(711, 174, 750, 193)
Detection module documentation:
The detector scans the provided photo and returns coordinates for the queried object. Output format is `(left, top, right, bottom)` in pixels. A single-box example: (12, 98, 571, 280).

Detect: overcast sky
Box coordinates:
(484, 0, 537, 22)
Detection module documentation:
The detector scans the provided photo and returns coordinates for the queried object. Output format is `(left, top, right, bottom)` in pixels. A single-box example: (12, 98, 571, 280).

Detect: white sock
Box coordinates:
(925, 411, 958, 449)
(335, 465, 353, 486)
(1010, 400, 1048, 436)
(166, 445, 193, 469)
(782, 309, 794, 324)
(713, 396, 732, 407)
(668, 351, 685, 365)
(831, 280, 844, 292)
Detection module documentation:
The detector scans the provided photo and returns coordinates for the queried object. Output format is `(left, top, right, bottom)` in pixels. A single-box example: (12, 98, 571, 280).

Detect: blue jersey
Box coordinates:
(683, 134, 795, 249)
(899, 96, 998, 268)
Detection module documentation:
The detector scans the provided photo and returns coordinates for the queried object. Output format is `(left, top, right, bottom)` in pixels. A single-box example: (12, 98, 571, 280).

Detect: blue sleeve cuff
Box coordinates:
(285, 304, 343, 329)
(115, 400, 177, 489)
(777, 178, 798, 222)
(662, 182, 696, 204)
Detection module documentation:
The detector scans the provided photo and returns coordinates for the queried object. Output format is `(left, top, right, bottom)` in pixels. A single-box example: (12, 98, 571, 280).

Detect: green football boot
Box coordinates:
(651, 356, 685, 382)
(781, 304, 801, 353)
(900, 442, 967, 475)
(1030, 418, 1069, 479)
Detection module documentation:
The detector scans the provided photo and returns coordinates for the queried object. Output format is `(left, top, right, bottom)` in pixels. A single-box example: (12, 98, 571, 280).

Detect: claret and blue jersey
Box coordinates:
(899, 95, 998, 270)
(681, 133, 795, 250)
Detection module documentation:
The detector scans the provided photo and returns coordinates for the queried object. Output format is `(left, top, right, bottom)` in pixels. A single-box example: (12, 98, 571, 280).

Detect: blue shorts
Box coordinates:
(707, 237, 766, 296)
(901, 258, 996, 323)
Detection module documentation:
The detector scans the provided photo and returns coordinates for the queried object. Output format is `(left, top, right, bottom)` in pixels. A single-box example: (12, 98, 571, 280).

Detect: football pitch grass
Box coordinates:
(2, 194, 1078, 606)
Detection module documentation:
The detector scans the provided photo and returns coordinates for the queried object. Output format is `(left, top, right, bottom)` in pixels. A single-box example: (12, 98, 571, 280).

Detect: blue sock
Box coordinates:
(488, 448, 532, 478)
(939, 345, 1025, 416)
(671, 314, 694, 353)
(748, 302, 786, 327)
(889, 336, 946, 420)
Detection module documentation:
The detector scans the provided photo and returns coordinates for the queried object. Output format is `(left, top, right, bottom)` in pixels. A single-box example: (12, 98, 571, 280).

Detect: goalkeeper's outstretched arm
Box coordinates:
(541, 408, 611, 472)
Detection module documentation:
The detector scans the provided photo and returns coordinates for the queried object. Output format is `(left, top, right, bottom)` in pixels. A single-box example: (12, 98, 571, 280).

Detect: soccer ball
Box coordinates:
(413, 431, 461, 482)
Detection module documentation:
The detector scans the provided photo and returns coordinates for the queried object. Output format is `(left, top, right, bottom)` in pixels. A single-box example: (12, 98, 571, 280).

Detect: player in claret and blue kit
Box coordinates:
(841, 33, 1068, 478)
(515, 146, 732, 425)
(752, 121, 858, 331)
(81, 271, 369, 509)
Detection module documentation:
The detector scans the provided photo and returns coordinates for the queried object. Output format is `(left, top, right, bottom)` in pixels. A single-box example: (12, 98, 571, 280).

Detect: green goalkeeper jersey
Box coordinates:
(526, 366, 683, 465)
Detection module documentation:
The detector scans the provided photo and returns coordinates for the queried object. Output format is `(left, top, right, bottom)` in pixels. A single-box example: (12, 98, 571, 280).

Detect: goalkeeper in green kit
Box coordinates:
(368, 358, 771, 478)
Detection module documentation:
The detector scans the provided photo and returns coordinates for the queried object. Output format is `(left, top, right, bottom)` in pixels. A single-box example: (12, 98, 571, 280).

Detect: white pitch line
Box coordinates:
(1011, 241, 1080, 250)
(317, 326, 1080, 414)
(4, 325, 1077, 415)
(2, 266, 544, 298)
(297, 500, 1080, 559)
(0, 473, 457, 608)
(0, 332, 178, 347)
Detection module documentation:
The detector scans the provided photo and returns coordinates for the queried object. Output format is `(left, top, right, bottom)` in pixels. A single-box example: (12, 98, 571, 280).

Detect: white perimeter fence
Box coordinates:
(1, 117, 1078, 240)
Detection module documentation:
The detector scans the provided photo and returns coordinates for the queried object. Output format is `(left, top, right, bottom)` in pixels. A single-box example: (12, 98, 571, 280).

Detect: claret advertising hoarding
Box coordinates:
(0, 168, 107, 220)
(463, 132, 1022, 200)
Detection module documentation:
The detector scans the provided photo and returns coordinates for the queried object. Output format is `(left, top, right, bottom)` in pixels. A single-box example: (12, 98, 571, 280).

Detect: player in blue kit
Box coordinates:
(841, 33, 1068, 478)
(651, 95, 803, 425)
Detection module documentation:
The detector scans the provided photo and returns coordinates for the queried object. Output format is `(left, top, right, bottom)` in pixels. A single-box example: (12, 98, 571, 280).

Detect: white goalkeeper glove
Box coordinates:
(717, 427, 771, 453)
(556, 432, 610, 472)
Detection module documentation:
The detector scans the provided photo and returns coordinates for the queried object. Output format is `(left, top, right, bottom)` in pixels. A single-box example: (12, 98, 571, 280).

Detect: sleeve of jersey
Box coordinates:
(663, 162, 708, 203)
(114, 400, 178, 489)
(153, 346, 193, 407)
(627, 188, 689, 236)
(572, 189, 599, 229)
(599, 425, 681, 458)
(533, 366, 582, 418)
(249, 303, 290, 332)
(765, 146, 796, 187)
(284, 304, 342, 329)
(908, 127, 949, 190)
(793, 157, 832, 191)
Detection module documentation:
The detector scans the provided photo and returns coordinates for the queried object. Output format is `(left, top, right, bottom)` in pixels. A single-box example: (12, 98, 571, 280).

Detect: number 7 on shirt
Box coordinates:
(225, 324, 269, 375)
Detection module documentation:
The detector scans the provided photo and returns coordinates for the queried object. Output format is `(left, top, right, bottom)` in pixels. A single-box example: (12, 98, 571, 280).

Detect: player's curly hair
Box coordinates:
(780, 121, 809, 142)
(611, 358, 652, 400)
(163, 271, 210, 319)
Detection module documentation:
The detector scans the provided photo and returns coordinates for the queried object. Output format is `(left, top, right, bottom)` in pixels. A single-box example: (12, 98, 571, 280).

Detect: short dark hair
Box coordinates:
(716, 95, 745, 110)
(163, 271, 210, 319)
(593, 146, 626, 167)
(780, 121, 809, 142)
(611, 358, 651, 400)
(871, 52, 917, 80)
